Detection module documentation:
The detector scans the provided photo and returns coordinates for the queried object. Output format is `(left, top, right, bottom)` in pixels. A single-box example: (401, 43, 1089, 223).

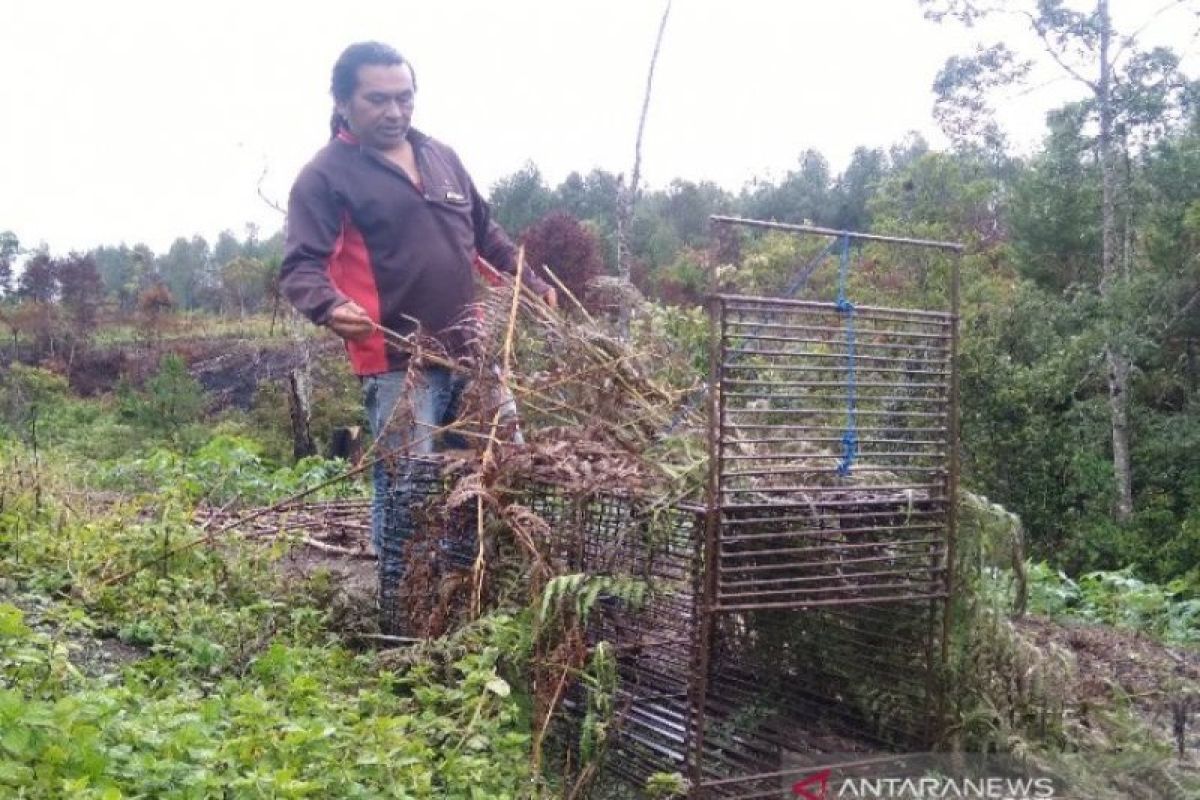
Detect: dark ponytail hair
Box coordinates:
(329, 111, 346, 139)
(329, 41, 416, 138)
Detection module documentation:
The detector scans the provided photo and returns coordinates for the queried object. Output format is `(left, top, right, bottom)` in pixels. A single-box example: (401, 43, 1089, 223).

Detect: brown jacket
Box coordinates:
(280, 128, 547, 375)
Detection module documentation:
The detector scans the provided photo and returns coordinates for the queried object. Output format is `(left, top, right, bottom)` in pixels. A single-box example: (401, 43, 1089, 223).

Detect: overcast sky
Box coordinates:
(1, 0, 1196, 255)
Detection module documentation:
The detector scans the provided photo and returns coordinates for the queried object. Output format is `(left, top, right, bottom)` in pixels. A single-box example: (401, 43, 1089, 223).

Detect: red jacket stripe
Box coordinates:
(328, 217, 389, 375)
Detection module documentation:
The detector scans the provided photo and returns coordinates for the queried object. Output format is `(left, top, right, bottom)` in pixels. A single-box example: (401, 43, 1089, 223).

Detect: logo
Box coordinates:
(789, 770, 1057, 799)
(793, 768, 831, 799)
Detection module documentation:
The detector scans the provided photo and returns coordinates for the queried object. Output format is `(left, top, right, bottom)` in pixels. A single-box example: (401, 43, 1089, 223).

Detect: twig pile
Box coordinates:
(195, 499, 372, 558)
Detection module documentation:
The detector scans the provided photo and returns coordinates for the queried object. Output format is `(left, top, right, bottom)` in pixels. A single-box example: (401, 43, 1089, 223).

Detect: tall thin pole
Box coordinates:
(617, 0, 672, 338)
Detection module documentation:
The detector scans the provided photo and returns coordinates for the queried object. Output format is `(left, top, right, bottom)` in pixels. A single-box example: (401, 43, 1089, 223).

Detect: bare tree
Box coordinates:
(616, 0, 673, 338)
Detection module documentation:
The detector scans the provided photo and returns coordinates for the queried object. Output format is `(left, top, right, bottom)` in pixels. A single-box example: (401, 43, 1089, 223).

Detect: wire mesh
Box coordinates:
(377, 456, 468, 636)
(520, 489, 704, 789)
(376, 473, 704, 786)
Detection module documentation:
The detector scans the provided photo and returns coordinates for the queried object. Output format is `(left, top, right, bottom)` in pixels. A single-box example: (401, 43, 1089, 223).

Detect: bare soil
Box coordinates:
(1016, 615, 1200, 757)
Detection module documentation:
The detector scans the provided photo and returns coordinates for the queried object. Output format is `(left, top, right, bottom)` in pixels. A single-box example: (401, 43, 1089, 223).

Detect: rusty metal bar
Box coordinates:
(718, 539, 945, 559)
(724, 378, 946, 388)
(718, 574, 945, 597)
(714, 592, 946, 612)
(724, 348, 949, 363)
(722, 509, 946, 527)
(688, 296, 725, 795)
(719, 526, 944, 545)
(940, 250, 963, 739)
(726, 333, 951, 354)
(715, 561, 940, 578)
(720, 423, 947, 433)
(725, 318, 953, 340)
(719, 535, 942, 552)
(724, 359, 946, 375)
(721, 437, 945, 446)
(725, 408, 948, 419)
(724, 333, 950, 352)
(722, 504, 949, 518)
(710, 214, 965, 250)
(720, 482, 943, 494)
(720, 393, 945, 407)
(723, 503, 947, 518)
(715, 582, 950, 599)
(717, 558, 945, 579)
(724, 355, 948, 371)
(720, 294, 955, 320)
(719, 555, 943, 586)
(726, 467, 946, 479)
(724, 363, 949, 376)
(720, 451, 946, 461)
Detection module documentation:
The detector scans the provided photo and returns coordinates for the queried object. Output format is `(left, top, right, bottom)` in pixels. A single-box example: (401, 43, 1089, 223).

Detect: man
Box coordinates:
(280, 42, 554, 603)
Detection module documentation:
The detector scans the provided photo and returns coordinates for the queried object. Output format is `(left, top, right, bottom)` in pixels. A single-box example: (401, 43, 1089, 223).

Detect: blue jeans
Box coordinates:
(363, 366, 468, 562)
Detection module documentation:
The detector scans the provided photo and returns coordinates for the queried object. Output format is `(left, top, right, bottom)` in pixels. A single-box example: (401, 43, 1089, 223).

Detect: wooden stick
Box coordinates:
(299, 537, 371, 558)
(532, 662, 572, 780)
(541, 265, 596, 324)
(473, 249, 527, 616)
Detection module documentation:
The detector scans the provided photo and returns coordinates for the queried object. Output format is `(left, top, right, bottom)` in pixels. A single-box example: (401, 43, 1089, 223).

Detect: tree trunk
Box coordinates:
(1121, 136, 1134, 281)
(286, 304, 316, 461)
(616, 0, 672, 339)
(616, 174, 632, 337)
(287, 366, 316, 460)
(1097, 0, 1134, 521)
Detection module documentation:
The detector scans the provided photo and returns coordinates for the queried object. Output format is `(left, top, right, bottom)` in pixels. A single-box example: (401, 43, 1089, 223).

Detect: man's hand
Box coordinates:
(542, 287, 558, 310)
(328, 300, 375, 341)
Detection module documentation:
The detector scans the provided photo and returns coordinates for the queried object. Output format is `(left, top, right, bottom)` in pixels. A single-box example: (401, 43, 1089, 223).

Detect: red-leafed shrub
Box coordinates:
(519, 212, 605, 310)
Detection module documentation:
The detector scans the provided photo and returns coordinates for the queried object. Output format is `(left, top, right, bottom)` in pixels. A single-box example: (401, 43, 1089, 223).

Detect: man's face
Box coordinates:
(338, 63, 415, 150)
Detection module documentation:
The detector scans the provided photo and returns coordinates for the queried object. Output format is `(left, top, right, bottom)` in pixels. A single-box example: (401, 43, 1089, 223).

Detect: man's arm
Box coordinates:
(280, 165, 350, 326)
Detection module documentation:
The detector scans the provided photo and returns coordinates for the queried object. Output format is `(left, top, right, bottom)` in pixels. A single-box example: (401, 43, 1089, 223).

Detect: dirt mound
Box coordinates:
(1016, 615, 1200, 756)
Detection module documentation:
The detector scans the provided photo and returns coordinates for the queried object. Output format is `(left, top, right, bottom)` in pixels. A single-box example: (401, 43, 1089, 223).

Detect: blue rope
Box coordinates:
(835, 234, 858, 477)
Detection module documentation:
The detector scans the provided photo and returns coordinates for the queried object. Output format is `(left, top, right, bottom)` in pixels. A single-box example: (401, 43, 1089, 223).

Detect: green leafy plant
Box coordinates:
(538, 573, 647, 623)
(644, 771, 688, 799)
(1026, 562, 1200, 645)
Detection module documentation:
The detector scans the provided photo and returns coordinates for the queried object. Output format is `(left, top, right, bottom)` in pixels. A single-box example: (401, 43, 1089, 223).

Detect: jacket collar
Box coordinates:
(335, 127, 428, 149)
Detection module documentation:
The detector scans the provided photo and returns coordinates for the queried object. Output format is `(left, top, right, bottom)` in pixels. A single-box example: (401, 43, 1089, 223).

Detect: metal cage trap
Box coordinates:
(376, 216, 962, 798)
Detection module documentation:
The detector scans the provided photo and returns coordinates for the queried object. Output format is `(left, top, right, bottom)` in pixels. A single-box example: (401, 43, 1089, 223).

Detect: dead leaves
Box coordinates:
(497, 427, 664, 497)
